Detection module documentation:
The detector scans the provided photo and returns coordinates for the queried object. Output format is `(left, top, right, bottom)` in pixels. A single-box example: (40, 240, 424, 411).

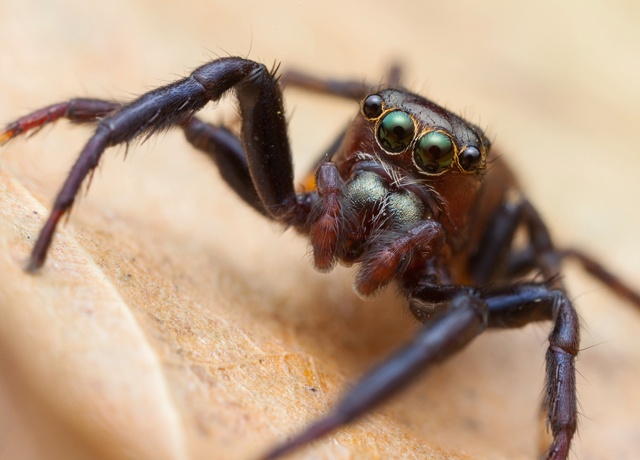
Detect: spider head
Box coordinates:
(330, 89, 491, 240)
(360, 89, 489, 177)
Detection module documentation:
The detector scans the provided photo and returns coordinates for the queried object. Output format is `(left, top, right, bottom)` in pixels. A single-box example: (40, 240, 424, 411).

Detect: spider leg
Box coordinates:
(473, 192, 640, 308)
(470, 191, 525, 284)
(21, 57, 310, 271)
(280, 64, 403, 101)
(182, 117, 268, 217)
(1, 99, 273, 218)
(279, 70, 371, 100)
(519, 202, 579, 460)
(414, 198, 581, 460)
(0, 98, 121, 143)
(258, 280, 573, 460)
(410, 278, 577, 460)
(2, 98, 305, 220)
(505, 246, 640, 308)
(257, 289, 489, 460)
(408, 281, 556, 327)
(561, 248, 640, 307)
(470, 191, 636, 458)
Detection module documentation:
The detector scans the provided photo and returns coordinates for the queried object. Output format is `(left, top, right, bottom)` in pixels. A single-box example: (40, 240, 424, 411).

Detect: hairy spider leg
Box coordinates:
(1, 57, 315, 271)
(0, 99, 122, 143)
(258, 278, 576, 460)
(470, 192, 526, 284)
(460, 192, 581, 460)
(560, 249, 640, 307)
(411, 275, 578, 460)
(506, 246, 640, 309)
(517, 202, 579, 460)
(1, 98, 278, 218)
(258, 289, 489, 460)
(472, 193, 640, 307)
(280, 64, 403, 101)
(182, 117, 269, 216)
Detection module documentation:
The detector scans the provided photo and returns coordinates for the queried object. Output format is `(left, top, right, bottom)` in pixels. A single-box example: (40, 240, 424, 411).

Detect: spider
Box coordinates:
(2, 57, 639, 460)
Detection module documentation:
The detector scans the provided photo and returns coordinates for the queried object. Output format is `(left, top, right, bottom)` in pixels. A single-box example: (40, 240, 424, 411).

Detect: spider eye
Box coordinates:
(413, 131, 455, 174)
(362, 94, 384, 119)
(459, 145, 482, 171)
(377, 111, 415, 154)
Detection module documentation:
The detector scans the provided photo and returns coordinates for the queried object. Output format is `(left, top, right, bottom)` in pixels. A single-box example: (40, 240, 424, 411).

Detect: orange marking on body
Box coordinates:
(301, 171, 316, 192)
(0, 128, 16, 143)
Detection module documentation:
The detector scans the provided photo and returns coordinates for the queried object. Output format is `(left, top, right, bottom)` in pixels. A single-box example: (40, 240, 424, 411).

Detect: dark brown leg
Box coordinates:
(279, 70, 370, 100)
(418, 196, 581, 460)
(2, 99, 298, 220)
(504, 245, 640, 315)
(472, 192, 640, 307)
(561, 248, 640, 308)
(20, 57, 310, 271)
(470, 192, 525, 284)
(280, 64, 403, 101)
(257, 290, 489, 460)
(521, 202, 579, 460)
(1, 98, 121, 143)
(182, 117, 269, 216)
(408, 282, 556, 327)
(410, 276, 578, 460)
(543, 292, 579, 460)
(258, 278, 577, 460)
(258, 269, 577, 460)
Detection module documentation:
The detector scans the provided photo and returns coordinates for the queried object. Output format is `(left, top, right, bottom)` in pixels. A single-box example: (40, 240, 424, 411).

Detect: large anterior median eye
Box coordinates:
(413, 131, 455, 174)
(377, 110, 415, 154)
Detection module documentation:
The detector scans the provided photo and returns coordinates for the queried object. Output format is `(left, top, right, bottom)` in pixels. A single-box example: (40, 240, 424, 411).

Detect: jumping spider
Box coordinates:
(2, 57, 639, 460)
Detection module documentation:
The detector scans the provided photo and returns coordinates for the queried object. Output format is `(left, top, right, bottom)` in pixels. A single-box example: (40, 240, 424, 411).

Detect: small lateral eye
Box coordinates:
(377, 110, 415, 153)
(459, 145, 482, 171)
(362, 94, 384, 119)
(413, 131, 455, 174)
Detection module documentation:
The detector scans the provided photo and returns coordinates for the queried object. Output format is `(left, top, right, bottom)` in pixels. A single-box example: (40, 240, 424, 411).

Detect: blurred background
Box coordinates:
(0, 1, 639, 459)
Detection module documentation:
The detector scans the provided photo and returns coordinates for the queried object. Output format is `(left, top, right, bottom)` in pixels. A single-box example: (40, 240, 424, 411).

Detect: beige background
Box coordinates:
(1, 1, 639, 459)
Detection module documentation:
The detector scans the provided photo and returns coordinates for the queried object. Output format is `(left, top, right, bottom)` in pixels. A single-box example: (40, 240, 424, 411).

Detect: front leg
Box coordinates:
(17, 57, 305, 270)
(0, 98, 121, 142)
(258, 289, 489, 460)
(409, 279, 578, 460)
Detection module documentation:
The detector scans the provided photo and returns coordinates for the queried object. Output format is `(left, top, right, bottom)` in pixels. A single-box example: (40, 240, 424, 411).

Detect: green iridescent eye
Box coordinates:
(377, 111, 415, 154)
(413, 131, 455, 174)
